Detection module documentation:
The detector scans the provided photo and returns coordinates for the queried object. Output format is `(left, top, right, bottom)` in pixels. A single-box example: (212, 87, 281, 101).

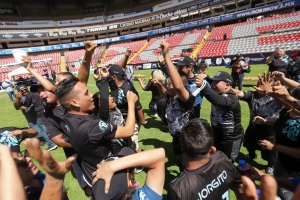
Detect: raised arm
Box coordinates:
(77, 41, 97, 85)
(272, 71, 300, 90)
(137, 78, 146, 91)
(10, 128, 38, 138)
(160, 42, 189, 101)
(266, 51, 276, 65)
(24, 138, 75, 200)
(114, 91, 137, 138)
(119, 48, 131, 69)
(22, 56, 56, 93)
(231, 88, 245, 99)
(13, 92, 25, 110)
(0, 144, 26, 200)
(92, 148, 165, 196)
(153, 78, 167, 95)
(98, 68, 110, 121)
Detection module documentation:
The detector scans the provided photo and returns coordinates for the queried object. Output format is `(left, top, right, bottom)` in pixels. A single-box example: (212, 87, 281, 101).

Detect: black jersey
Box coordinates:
(168, 151, 241, 200)
(202, 86, 244, 142)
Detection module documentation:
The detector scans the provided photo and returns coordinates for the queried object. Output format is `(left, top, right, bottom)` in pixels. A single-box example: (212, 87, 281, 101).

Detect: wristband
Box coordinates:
(82, 60, 91, 63)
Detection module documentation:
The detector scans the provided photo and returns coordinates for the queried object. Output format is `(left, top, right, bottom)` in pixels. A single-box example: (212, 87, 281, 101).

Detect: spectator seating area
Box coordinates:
(198, 11, 300, 57)
(100, 40, 147, 67)
(130, 30, 206, 64)
(65, 46, 105, 72)
(0, 52, 60, 82)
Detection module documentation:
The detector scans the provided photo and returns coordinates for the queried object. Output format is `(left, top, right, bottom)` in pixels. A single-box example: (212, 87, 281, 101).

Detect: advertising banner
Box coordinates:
(0, 32, 48, 40)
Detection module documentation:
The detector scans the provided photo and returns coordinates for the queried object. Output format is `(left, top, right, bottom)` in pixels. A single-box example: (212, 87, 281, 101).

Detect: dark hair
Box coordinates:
(118, 170, 136, 200)
(181, 118, 214, 160)
(291, 86, 300, 100)
(57, 72, 73, 79)
(55, 76, 79, 110)
(178, 71, 188, 86)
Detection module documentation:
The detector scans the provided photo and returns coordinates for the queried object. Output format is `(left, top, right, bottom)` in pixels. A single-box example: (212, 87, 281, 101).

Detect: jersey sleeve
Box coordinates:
(87, 119, 117, 143)
(202, 85, 237, 109)
(144, 80, 153, 91)
(168, 184, 180, 200)
(178, 91, 195, 109)
(42, 113, 62, 139)
(241, 91, 253, 103)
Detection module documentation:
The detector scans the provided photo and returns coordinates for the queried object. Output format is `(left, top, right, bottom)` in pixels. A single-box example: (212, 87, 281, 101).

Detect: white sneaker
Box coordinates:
(154, 113, 158, 117)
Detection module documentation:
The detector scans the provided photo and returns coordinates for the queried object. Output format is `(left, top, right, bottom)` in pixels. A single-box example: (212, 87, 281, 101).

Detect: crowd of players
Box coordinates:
(1, 40, 300, 200)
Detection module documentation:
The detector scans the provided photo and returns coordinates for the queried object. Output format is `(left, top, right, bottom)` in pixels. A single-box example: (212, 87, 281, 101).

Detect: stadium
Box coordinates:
(0, 0, 300, 199)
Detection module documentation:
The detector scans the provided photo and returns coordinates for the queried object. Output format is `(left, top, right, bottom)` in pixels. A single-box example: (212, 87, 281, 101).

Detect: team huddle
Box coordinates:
(1, 40, 300, 200)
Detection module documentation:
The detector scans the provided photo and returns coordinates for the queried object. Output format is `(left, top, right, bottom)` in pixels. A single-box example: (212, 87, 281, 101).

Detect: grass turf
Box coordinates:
(0, 64, 269, 199)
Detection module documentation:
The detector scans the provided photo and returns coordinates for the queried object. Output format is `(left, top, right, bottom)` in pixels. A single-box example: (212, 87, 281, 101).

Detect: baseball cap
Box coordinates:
(16, 85, 27, 92)
(94, 147, 135, 200)
(108, 64, 125, 76)
(175, 56, 195, 67)
(236, 52, 242, 57)
(30, 78, 55, 93)
(208, 71, 233, 84)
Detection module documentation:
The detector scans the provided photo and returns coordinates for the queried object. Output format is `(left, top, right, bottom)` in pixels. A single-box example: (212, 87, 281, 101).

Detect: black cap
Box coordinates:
(108, 64, 125, 76)
(236, 52, 242, 57)
(30, 78, 55, 93)
(95, 147, 135, 200)
(187, 48, 193, 53)
(208, 71, 233, 84)
(175, 56, 195, 67)
(16, 85, 27, 92)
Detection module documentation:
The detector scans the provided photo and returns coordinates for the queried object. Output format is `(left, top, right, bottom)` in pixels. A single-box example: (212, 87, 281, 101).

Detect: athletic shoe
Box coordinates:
(242, 153, 257, 160)
(46, 145, 58, 151)
(134, 167, 144, 174)
(265, 167, 274, 176)
(154, 113, 158, 117)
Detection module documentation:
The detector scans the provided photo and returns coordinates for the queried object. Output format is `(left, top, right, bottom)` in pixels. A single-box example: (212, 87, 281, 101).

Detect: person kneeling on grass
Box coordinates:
(91, 148, 165, 200)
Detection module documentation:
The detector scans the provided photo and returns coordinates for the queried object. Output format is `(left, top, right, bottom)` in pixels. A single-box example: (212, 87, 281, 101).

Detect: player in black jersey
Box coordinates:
(196, 71, 244, 162)
(168, 118, 243, 200)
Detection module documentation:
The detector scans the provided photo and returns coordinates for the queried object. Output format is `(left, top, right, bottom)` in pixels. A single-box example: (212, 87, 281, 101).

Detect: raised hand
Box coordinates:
(92, 161, 114, 193)
(160, 42, 170, 56)
(126, 91, 138, 104)
(253, 72, 273, 93)
(125, 48, 131, 57)
(24, 138, 75, 180)
(16, 92, 22, 99)
(272, 71, 285, 80)
(100, 67, 109, 78)
(21, 56, 33, 70)
(84, 40, 97, 57)
(195, 74, 207, 87)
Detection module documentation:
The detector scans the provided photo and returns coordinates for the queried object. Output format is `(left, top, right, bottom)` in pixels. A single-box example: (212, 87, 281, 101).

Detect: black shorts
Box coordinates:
(215, 136, 243, 161)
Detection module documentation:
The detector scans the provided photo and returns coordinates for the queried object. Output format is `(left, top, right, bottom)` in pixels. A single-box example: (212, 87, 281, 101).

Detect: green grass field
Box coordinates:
(0, 64, 269, 199)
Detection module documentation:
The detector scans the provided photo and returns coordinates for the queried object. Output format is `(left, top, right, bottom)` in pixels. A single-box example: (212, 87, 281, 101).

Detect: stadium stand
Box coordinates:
(100, 40, 147, 67)
(130, 30, 206, 64)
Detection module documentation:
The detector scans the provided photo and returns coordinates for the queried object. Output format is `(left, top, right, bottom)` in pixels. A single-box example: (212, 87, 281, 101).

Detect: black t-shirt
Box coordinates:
(42, 105, 76, 158)
(20, 96, 37, 124)
(268, 55, 289, 76)
(274, 109, 300, 171)
(113, 79, 142, 119)
(242, 91, 282, 138)
(202, 86, 244, 141)
(61, 113, 117, 184)
(144, 80, 166, 105)
(168, 151, 241, 200)
(166, 91, 195, 137)
(23, 92, 45, 118)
